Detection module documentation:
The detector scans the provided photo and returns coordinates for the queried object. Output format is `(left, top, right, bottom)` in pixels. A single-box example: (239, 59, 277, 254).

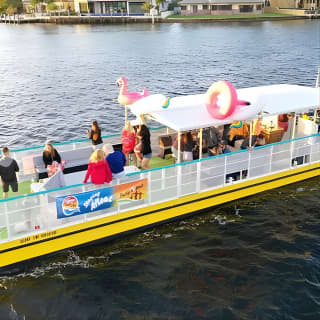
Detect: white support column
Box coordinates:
(199, 128, 203, 159)
(249, 120, 253, 149)
(290, 113, 297, 167)
(127, 0, 130, 15)
(291, 113, 297, 140)
(177, 131, 181, 163)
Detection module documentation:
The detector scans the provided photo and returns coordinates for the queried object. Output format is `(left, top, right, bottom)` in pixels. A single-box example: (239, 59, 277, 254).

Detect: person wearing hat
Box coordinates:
(42, 140, 61, 168)
(102, 144, 126, 178)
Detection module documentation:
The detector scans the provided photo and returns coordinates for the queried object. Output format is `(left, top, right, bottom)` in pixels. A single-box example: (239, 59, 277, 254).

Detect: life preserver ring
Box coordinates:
(205, 81, 250, 119)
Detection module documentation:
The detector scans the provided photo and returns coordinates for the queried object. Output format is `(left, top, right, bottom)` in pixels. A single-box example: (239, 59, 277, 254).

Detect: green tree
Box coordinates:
(7, 0, 23, 13)
(155, 0, 164, 10)
(30, 0, 41, 13)
(141, 1, 152, 12)
(46, 2, 57, 11)
(0, 0, 8, 14)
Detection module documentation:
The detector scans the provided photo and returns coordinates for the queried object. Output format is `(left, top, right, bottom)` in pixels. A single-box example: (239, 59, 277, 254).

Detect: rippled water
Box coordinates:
(0, 20, 320, 320)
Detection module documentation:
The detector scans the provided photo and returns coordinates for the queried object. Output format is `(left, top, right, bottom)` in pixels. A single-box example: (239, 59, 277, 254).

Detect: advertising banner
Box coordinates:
(114, 178, 148, 204)
(56, 187, 114, 219)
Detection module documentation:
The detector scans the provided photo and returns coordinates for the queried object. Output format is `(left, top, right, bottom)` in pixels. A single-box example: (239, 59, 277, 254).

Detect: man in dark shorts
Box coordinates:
(0, 147, 19, 198)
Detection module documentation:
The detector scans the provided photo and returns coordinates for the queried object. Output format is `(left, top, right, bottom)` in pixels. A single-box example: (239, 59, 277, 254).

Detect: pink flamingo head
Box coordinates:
(116, 77, 127, 88)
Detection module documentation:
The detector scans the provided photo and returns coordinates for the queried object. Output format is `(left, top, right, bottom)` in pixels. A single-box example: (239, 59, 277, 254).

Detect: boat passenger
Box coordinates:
(240, 133, 265, 150)
(278, 114, 289, 133)
(0, 147, 19, 198)
(208, 145, 222, 157)
(83, 149, 112, 185)
(138, 124, 152, 170)
(121, 122, 136, 166)
(219, 140, 231, 154)
(88, 120, 103, 148)
(227, 121, 249, 147)
(42, 140, 61, 168)
(133, 125, 143, 164)
(103, 144, 126, 178)
(203, 126, 221, 152)
(183, 132, 193, 162)
(172, 134, 184, 164)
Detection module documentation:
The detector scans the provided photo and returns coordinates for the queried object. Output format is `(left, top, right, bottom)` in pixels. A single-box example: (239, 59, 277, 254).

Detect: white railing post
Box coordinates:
(196, 161, 201, 192)
(73, 143, 76, 150)
(161, 168, 165, 190)
(290, 139, 295, 168)
(224, 156, 227, 185)
(4, 202, 11, 240)
(148, 172, 152, 204)
(177, 165, 182, 197)
(44, 194, 50, 232)
(247, 150, 252, 179)
(269, 145, 274, 173)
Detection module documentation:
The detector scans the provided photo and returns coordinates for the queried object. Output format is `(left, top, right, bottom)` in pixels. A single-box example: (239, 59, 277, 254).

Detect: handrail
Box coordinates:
(0, 182, 91, 203)
(126, 132, 320, 176)
(0, 132, 318, 204)
(10, 126, 167, 154)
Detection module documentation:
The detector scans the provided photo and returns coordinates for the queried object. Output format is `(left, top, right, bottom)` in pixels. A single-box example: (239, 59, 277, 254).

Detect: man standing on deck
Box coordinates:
(0, 147, 19, 198)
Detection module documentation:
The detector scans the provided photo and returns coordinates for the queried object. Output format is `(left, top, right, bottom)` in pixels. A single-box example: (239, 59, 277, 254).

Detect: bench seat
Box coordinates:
(34, 146, 93, 179)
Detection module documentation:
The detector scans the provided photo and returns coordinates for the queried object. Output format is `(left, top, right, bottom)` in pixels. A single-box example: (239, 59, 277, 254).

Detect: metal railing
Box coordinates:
(1, 133, 320, 244)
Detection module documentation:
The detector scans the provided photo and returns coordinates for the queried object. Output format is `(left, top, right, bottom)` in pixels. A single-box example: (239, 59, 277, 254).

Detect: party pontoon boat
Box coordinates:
(0, 78, 319, 270)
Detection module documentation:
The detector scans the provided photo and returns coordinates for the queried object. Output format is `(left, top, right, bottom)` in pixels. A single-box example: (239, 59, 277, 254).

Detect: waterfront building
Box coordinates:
(179, 0, 264, 15)
(270, 0, 319, 10)
(74, 0, 149, 15)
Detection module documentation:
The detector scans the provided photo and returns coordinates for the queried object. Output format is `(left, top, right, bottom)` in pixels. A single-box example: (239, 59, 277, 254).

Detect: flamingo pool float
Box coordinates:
(116, 77, 150, 106)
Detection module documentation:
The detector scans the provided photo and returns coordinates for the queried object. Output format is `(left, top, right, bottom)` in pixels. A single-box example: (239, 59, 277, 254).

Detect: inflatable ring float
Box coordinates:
(205, 81, 250, 120)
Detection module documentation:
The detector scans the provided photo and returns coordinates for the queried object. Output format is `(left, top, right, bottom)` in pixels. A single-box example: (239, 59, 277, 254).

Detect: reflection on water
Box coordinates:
(0, 20, 320, 320)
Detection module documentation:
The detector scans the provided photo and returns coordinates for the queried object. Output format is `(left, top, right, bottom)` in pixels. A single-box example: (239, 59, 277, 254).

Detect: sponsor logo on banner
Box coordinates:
(114, 178, 148, 204)
(56, 187, 114, 219)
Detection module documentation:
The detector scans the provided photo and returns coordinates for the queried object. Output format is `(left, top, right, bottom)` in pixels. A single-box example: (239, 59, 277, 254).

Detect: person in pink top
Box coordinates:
(83, 149, 112, 185)
(121, 122, 136, 166)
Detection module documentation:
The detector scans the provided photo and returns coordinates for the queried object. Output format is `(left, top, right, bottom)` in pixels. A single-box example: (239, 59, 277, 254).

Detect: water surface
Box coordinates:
(0, 20, 319, 320)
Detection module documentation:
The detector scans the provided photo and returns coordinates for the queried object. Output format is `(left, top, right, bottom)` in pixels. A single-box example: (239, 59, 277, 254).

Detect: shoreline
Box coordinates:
(0, 15, 315, 25)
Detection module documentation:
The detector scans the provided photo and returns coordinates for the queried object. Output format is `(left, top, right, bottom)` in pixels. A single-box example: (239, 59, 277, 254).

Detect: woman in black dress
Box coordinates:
(138, 124, 152, 170)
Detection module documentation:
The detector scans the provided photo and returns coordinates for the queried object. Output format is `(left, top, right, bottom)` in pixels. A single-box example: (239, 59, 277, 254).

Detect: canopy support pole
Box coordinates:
(291, 113, 297, 140)
(177, 131, 181, 164)
(199, 128, 203, 159)
(249, 120, 253, 149)
(125, 105, 128, 124)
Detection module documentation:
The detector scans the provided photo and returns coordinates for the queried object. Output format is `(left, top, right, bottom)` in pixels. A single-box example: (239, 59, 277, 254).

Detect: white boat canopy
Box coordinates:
(129, 84, 319, 132)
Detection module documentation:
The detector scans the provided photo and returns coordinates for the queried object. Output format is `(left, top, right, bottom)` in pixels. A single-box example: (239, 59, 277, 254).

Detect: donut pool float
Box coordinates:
(205, 81, 250, 119)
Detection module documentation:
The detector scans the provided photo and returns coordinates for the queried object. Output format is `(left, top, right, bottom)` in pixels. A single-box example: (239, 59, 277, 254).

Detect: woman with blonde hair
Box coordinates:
(42, 140, 61, 168)
(83, 149, 112, 185)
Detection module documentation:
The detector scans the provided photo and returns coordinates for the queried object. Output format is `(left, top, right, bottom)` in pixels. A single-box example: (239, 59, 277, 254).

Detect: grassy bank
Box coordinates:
(167, 13, 294, 19)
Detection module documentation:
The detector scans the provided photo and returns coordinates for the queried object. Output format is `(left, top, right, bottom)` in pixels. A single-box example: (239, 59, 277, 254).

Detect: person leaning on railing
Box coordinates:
(88, 120, 103, 149)
(0, 147, 19, 198)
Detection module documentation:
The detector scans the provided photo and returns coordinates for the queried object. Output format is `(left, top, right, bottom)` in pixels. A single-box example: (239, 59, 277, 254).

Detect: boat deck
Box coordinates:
(1, 127, 176, 199)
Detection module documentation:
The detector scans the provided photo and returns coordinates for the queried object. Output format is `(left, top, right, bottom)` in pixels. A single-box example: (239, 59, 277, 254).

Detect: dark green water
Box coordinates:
(0, 20, 319, 319)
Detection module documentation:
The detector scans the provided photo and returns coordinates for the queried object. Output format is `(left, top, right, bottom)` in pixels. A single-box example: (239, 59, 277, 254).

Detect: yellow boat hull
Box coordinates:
(1, 162, 320, 269)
